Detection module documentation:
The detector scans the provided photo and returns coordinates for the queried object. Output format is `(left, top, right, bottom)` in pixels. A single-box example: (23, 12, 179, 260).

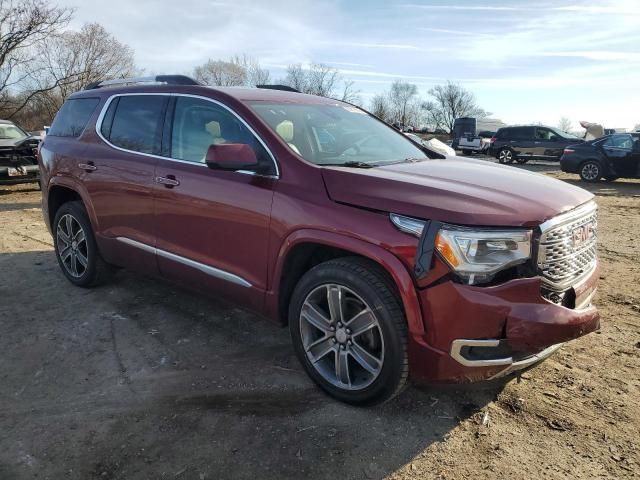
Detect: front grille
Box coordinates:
(537, 202, 598, 291)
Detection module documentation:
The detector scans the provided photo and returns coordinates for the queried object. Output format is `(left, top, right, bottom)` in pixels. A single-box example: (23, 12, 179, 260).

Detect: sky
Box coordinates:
(58, 0, 640, 130)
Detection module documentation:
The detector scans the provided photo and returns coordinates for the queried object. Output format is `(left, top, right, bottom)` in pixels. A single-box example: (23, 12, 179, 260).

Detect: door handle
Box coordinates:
(155, 175, 180, 188)
(78, 162, 97, 172)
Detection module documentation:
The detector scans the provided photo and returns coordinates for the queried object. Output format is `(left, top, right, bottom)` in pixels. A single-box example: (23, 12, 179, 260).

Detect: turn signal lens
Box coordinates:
(435, 232, 460, 267)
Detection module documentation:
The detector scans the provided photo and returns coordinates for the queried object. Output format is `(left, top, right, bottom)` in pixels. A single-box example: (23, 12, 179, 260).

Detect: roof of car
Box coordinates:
(71, 84, 344, 105)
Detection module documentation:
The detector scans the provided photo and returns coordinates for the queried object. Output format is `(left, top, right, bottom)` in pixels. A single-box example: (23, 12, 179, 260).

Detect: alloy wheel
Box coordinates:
(581, 162, 600, 181)
(299, 284, 384, 390)
(499, 149, 512, 163)
(56, 213, 89, 278)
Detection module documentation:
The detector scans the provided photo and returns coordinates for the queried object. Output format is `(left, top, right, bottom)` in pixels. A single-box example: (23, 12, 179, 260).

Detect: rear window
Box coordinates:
(48, 98, 100, 137)
(496, 128, 509, 139)
(101, 95, 167, 154)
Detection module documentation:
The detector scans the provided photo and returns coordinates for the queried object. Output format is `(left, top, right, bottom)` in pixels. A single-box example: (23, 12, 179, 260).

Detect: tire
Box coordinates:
(461, 149, 471, 156)
(579, 161, 602, 182)
(289, 257, 408, 405)
(498, 148, 515, 164)
(53, 201, 111, 287)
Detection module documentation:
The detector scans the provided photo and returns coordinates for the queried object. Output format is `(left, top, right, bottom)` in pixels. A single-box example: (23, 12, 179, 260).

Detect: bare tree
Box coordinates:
(369, 94, 391, 122)
(557, 116, 573, 133)
(37, 23, 136, 99)
(389, 80, 418, 128)
(422, 81, 489, 133)
(0, 0, 73, 115)
(340, 80, 361, 104)
(194, 59, 246, 86)
(282, 63, 343, 98)
(193, 55, 270, 87)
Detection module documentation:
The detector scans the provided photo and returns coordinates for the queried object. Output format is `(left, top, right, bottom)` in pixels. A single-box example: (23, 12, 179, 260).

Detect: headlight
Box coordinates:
(435, 226, 531, 284)
(389, 214, 532, 284)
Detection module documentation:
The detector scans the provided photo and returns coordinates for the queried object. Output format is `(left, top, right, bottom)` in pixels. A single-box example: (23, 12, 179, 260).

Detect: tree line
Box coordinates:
(3, 0, 490, 133)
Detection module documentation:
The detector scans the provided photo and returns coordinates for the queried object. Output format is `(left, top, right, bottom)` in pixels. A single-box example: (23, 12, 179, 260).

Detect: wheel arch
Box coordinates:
(47, 177, 98, 232)
(269, 229, 424, 338)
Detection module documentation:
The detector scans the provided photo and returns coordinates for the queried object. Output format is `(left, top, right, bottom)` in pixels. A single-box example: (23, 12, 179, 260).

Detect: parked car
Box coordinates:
(560, 133, 640, 182)
(404, 132, 456, 156)
(452, 117, 505, 152)
(40, 76, 600, 405)
(489, 125, 584, 164)
(458, 130, 495, 155)
(0, 119, 42, 186)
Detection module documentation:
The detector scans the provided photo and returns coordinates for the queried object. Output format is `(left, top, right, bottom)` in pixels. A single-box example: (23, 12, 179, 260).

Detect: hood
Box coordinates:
(0, 136, 35, 148)
(321, 158, 593, 227)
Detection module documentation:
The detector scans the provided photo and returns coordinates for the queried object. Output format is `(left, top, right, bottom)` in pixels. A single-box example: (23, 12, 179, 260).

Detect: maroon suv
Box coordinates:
(39, 76, 600, 405)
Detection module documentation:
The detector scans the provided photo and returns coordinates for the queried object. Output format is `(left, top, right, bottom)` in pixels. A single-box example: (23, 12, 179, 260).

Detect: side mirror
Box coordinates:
(205, 143, 258, 171)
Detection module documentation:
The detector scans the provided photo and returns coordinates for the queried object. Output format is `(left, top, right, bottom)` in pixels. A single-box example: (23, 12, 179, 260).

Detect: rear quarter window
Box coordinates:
(48, 97, 100, 137)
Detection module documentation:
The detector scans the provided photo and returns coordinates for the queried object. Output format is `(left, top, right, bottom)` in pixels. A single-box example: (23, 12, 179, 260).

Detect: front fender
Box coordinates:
(267, 228, 425, 339)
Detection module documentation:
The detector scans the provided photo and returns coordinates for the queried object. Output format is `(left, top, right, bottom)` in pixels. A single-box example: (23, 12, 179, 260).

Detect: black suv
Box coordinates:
(489, 125, 583, 164)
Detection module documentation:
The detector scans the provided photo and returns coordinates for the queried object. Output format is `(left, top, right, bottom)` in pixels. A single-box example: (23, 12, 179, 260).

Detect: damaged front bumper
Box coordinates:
(408, 266, 600, 383)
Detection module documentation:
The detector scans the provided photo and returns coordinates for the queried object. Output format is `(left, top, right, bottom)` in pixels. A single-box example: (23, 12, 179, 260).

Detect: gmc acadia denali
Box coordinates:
(39, 76, 600, 405)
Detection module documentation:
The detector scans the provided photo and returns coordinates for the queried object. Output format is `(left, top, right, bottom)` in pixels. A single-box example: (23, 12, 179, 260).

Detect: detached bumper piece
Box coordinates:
(450, 338, 563, 379)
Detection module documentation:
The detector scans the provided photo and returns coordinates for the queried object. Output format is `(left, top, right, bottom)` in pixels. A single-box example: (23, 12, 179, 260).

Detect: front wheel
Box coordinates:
(579, 161, 602, 182)
(498, 149, 515, 164)
(289, 257, 408, 405)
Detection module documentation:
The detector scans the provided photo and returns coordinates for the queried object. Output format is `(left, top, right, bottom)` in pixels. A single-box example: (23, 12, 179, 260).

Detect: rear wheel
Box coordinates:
(53, 201, 111, 287)
(579, 161, 602, 182)
(289, 257, 408, 405)
(498, 149, 514, 164)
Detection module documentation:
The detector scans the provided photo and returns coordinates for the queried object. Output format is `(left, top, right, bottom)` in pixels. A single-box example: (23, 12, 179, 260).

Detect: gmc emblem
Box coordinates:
(572, 222, 594, 247)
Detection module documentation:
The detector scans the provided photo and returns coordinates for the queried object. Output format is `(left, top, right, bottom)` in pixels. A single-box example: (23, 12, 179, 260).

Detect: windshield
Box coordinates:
(249, 102, 427, 166)
(0, 124, 28, 140)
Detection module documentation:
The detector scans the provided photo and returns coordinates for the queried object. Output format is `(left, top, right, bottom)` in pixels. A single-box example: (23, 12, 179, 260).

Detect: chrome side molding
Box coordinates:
(115, 237, 252, 288)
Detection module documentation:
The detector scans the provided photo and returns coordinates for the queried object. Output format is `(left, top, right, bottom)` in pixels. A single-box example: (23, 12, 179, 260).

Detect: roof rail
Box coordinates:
(84, 75, 201, 90)
(256, 84, 300, 93)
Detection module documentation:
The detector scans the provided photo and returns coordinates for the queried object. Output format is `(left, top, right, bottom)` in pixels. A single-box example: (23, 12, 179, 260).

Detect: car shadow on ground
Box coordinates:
(0, 250, 503, 480)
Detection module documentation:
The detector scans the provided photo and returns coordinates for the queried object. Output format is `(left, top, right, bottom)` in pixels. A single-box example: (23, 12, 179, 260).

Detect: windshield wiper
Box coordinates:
(382, 157, 427, 166)
(322, 161, 375, 169)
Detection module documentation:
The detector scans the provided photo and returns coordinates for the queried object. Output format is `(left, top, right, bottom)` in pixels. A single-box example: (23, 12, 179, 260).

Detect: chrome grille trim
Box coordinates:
(537, 201, 598, 291)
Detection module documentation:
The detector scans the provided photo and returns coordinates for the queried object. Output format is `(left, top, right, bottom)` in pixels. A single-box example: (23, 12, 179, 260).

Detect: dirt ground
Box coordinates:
(1, 162, 639, 480)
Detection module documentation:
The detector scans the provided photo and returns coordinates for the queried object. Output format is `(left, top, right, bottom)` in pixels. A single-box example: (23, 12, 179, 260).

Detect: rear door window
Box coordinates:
(49, 97, 100, 137)
(512, 127, 534, 140)
(603, 134, 633, 150)
(102, 95, 167, 155)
